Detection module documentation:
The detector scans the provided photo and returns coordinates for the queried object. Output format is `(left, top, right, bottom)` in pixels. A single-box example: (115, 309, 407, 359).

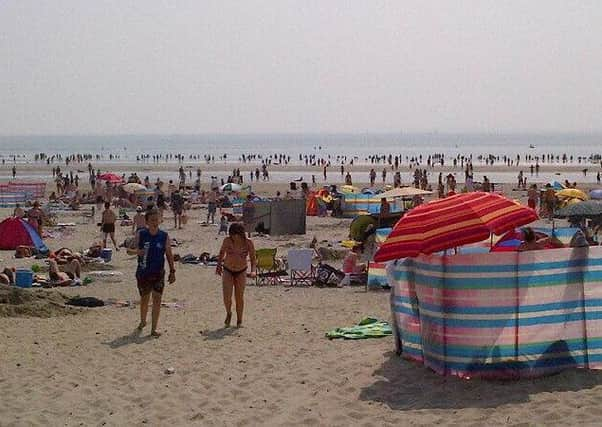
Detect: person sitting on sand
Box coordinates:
(101, 202, 119, 251)
(13, 203, 25, 219)
(216, 223, 257, 328)
(47, 258, 81, 286)
(518, 227, 550, 251)
(132, 206, 146, 234)
(340, 244, 366, 287)
(134, 208, 176, 338)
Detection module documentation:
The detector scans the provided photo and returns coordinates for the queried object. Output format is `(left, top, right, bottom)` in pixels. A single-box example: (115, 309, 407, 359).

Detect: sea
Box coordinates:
(0, 133, 600, 185)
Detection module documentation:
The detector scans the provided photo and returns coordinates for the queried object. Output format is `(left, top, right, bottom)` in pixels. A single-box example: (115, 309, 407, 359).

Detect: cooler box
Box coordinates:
(15, 268, 33, 288)
(101, 248, 113, 262)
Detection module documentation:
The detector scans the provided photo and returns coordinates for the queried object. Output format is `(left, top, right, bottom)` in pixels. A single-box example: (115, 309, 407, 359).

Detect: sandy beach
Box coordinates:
(1, 164, 602, 426)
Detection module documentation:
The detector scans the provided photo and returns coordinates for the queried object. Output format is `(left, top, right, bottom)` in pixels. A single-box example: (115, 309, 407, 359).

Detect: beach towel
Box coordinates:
(326, 317, 392, 339)
(66, 296, 105, 307)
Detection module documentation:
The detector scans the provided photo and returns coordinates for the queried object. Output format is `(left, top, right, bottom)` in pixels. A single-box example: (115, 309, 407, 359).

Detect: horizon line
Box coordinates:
(1, 130, 602, 138)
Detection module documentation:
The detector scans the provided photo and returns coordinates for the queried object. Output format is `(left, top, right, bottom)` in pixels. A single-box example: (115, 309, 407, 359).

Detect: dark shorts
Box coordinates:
(102, 223, 115, 233)
(207, 202, 216, 213)
(173, 208, 183, 215)
(136, 271, 165, 296)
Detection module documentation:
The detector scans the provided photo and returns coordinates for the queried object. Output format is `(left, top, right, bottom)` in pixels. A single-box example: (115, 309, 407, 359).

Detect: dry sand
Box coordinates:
(1, 168, 602, 426)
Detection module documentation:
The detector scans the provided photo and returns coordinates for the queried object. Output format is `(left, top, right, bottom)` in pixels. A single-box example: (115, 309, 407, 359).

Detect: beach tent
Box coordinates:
(342, 193, 404, 217)
(0, 217, 48, 252)
(547, 181, 564, 190)
(590, 189, 602, 200)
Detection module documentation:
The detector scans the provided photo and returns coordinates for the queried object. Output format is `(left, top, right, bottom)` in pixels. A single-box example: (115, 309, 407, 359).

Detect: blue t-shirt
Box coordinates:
(136, 228, 168, 277)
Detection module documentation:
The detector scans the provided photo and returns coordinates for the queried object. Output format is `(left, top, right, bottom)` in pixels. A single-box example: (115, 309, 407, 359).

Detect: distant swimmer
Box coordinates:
(529, 144, 536, 149)
(294, 177, 303, 182)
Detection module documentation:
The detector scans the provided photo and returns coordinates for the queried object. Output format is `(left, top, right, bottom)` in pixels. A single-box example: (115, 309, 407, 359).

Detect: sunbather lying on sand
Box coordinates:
(50, 247, 83, 263)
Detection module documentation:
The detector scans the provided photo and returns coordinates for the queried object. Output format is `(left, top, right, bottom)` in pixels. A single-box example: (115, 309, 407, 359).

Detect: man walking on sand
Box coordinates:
(171, 188, 184, 229)
(101, 202, 119, 250)
(134, 208, 176, 338)
(207, 188, 218, 224)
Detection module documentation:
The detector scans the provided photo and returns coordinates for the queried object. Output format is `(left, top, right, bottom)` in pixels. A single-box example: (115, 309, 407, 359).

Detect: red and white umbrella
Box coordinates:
(374, 192, 538, 262)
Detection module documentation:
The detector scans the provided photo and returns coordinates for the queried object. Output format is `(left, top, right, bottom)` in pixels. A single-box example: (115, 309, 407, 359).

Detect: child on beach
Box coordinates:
(218, 214, 229, 235)
(132, 206, 146, 234)
(134, 208, 176, 337)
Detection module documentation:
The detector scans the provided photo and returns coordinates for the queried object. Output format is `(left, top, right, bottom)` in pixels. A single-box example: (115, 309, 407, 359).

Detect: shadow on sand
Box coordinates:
(359, 351, 602, 410)
(202, 327, 239, 341)
(103, 328, 154, 349)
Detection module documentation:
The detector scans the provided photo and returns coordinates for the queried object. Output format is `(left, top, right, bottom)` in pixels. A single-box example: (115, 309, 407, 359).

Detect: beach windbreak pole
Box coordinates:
(374, 192, 539, 262)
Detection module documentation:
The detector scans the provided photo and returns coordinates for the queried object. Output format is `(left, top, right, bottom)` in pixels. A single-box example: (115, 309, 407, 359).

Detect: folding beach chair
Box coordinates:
(255, 248, 282, 286)
(287, 249, 316, 286)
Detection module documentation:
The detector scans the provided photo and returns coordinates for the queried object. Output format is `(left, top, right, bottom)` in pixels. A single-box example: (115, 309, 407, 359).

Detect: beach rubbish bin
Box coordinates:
(100, 248, 113, 262)
(15, 268, 33, 288)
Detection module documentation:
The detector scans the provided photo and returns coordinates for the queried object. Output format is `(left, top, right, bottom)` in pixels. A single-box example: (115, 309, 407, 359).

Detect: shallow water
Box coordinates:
(1, 133, 601, 166)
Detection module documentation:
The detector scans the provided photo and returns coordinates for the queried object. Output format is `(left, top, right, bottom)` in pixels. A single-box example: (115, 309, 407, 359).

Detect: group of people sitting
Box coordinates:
(0, 247, 82, 287)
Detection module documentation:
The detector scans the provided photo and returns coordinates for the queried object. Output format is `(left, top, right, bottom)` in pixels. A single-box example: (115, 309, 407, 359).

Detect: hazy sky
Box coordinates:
(2, 1, 602, 135)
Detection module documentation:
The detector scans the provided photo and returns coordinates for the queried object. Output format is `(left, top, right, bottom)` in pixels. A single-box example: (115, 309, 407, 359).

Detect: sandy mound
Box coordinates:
(0, 285, 78, 318)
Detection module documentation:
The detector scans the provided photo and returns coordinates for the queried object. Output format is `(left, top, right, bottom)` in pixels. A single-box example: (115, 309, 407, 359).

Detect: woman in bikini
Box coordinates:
(216, 222, 256, 327)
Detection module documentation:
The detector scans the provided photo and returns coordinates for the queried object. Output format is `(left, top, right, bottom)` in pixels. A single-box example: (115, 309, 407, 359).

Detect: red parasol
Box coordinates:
(98, 173, 123, 184)
(374, 192, 538, 262)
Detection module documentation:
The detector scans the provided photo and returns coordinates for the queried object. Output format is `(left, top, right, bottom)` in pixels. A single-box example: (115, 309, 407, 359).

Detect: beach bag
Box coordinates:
(314, 263, 345, 286)
(15, 246, 34, 258)
(87, 245, 102, 258)
(122, 237, 136, 250)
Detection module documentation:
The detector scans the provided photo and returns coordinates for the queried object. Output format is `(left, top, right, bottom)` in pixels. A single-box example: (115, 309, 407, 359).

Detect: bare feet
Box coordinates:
(224, 312, 232, 327)
(236, 320, 243, 328)
(150, 330, 162, 338)
(137, 321, 147, 330)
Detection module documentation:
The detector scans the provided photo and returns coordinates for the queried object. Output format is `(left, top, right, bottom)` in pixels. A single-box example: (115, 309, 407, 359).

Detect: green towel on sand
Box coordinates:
(326, 317, 392, 340)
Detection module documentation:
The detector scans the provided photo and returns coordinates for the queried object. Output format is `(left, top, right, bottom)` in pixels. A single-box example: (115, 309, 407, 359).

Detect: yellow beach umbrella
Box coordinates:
(556, 188, 588, 201)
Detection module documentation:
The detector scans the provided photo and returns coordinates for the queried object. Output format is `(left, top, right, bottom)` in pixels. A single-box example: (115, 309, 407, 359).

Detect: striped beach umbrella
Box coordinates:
(373, 192, 538, 262)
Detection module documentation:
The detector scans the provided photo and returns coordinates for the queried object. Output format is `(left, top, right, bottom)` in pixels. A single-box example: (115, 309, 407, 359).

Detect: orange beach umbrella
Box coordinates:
(373, 192, 538, 262)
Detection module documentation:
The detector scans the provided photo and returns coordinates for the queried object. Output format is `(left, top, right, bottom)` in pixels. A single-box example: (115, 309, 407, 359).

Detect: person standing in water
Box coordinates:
(134, 208, 176, 337)
(216, 223, 256, 328)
